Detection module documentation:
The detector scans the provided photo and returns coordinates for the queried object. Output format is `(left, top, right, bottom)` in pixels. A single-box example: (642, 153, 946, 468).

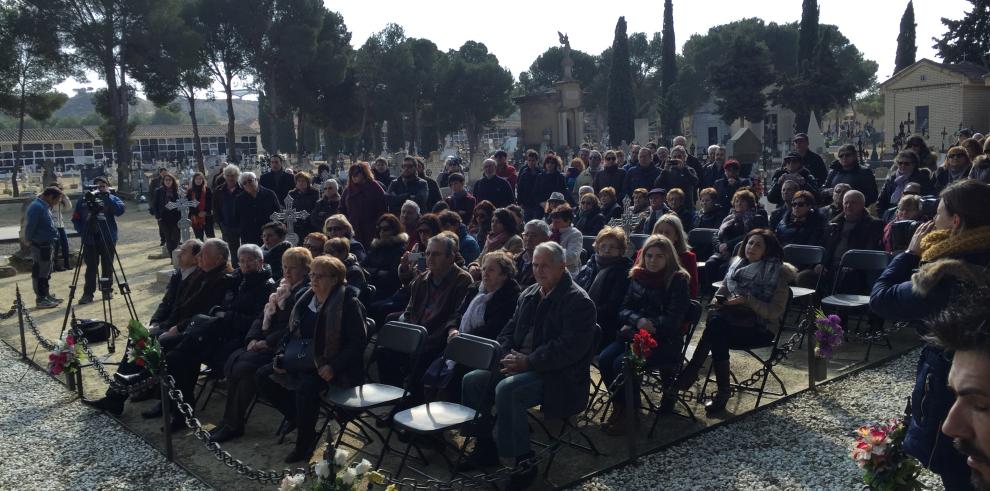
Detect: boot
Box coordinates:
(675, 354, 707, 390)
(704, 360, 732, 415)
(81, 392, 126, 416)
(509, 452, 538, 490)
(658, 366, 678, 415)
(457, 436, 499, 471)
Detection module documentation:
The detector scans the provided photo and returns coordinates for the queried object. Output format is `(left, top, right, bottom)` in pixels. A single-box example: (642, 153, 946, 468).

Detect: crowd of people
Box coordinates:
(19, 128, 989, 490)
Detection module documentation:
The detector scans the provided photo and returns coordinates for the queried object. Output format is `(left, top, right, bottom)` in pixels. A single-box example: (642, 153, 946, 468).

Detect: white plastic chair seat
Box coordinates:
(821, 293, 870, 309)
(393, 401, 477, 433)
(790, 286, 816, 299)
(326, 383, 405, 409)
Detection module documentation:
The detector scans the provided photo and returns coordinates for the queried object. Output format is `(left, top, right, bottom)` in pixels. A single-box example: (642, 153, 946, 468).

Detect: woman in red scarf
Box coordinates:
(187, 172, 214, 240)
(599, 234, 691, 435)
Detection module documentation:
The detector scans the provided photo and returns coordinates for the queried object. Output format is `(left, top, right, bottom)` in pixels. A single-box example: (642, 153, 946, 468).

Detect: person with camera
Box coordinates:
(768, 152, 819, 206)
(25, 187, 65, 309)
(71, 176, 125, 305)
(870, 179, 990, 491)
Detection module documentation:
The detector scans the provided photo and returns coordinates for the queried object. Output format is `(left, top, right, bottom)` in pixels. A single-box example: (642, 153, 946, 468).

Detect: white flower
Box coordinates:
(314, 460, 331, 478)
(340, 467, 358, 485)
(278, 473, 306, 491)
(333, 448, 349, 467)
(354, 459, 372, 475)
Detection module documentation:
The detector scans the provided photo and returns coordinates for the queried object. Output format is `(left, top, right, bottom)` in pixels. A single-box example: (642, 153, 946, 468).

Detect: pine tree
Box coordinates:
(793, 0, 820, 133)
(658, 0, 679, 142)
(607, 17, 635, 146)
(895, 1, 916, 73)
(933, 0, 990, 70)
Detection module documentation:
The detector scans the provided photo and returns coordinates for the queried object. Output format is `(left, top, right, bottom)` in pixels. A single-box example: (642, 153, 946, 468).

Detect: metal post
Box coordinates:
(16, 286, 27, 359)
(161, 376, 174, 461)
(806, 307, 816, 391)
(623, 354, 638, 460)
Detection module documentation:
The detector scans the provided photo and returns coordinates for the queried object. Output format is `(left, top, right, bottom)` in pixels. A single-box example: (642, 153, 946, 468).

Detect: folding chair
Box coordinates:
(820, 249, 890, 360)
(643, 300, 703, 437)
(629, 234, 649, 250)
(688, 227, 718, 273)
(376, 333, 500, 481)
(702, 290, 793, 409)
(195, 366, 225, 411)
(582, 236, 596, 259)
(325, 321, 426, 459)
(782, 244, 826, 342)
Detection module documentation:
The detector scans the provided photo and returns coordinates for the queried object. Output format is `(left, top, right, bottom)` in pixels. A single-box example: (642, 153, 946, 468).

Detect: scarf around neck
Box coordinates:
(724, 257, 782, 303)
(631, 267, 667, 290)
(921, 226, 990, 262)
(486, 231, 509, 251)
(459, 283, 495, 334)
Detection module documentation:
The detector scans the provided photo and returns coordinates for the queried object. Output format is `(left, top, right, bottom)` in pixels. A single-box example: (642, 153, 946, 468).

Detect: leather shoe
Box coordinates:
(81, 396, 124, 416)
(141, 402, 163, 419)
(129, 387, 158, 403)
(284, 446, 314, 464)
(209, 426, 244, 444)
(78, 294, 94, 305)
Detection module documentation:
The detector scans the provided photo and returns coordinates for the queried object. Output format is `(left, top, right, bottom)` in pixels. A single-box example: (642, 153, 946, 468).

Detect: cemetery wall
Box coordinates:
(963, 86, 990, 134)
(884, 85, 963, 146)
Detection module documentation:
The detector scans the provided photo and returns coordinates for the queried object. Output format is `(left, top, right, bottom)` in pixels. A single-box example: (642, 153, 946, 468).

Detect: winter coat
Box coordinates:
(593, 166, 627, 202)
(623, 164, 661, 198)
(496, 273, 596, 419)
(456, 224, 481, 265)
(695, 206, 728, 230)
(823, 212, 883, 267)
(700, 162, 725, 190)
(373, 168, 394, 190)
(288, 187, 320, 238)
(574, 206, 605, 237)
(309, 196, 340, 233)
(339, 181, 387, 246)
(824, 160, 878, 206)
(403, 266, 473, 354)
(233, 186, 281, 246)
(364, 233, 408, 300)
(870, 248, 990, 476)
(533, 172, 569, 206)
(472, 175, 514, 208)
(932, 165, 972, 195)
(72, 191, 125, 245)
(25, 197, 57, 245)
(245, 279, 310, 349)
(799, 149, 829, 183)
(774, 209, 826, 247)
(516, 166, 544, 209)
(186, 185, 213, 220)
(619, 272, 691, 364)
(213, 183, 242, 229)
(162, 264, 231, 332)
(713, 177, 751, 209)
(768, 167, 819, 206)
(387, 176, 429, 213)
(447, 280, 521, 341)
(601, 201, 622, 221)
(264, 241, 292, 281)
(877, 168, 934, 214)
(151, 187, 181, 225)
(575, 255, 631, 342)
(713, 262, 797, 330)
(655, 166, 699, 203)
(283, 286, 367, 388)
(217, 267, 276, 342)
(445, 192, 477, 225)
(259, 169, 294, 201)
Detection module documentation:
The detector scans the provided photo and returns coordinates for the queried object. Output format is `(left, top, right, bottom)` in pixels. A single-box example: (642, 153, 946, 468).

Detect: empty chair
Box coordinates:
(821, 249, 890, 360)
(783, 244, 826, 300)
(629, 234, 649, 250)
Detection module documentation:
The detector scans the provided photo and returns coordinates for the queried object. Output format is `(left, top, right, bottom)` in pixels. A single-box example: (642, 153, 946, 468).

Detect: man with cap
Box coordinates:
(713, 159, 750, 209)
(637, 187, 670, 234)
(71, 176, 126, 304)
(769, 152, 820, 206)
(542, 192, 567, 225)
(792, 133, 828, 183)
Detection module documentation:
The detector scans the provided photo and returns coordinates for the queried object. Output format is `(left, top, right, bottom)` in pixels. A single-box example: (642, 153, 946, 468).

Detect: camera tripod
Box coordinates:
(57, 198, 140, 356)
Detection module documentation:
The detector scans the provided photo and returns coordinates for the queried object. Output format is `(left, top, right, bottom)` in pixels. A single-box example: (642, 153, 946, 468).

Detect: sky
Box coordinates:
(56, 0, 972, 96)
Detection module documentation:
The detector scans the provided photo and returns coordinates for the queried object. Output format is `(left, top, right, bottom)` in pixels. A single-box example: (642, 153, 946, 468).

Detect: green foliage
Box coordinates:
(659, 0, 680, 140)
(895, 1, 916, 73)
(855, 85, 884, 119)
(707, 36, 774, 123)
(518, 47, 598, 93)
(933, 0, 990, 70)
(607, 17, 636, 146)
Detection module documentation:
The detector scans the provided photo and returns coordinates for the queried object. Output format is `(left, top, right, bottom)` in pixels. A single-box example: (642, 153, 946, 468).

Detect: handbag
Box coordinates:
(73, 318, 120, 348)
(282, 337, 316, 373)
(711, 303, 759, 329)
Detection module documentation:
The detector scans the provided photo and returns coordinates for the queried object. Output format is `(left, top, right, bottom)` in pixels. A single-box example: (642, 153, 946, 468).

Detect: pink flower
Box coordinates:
(65, 335, 74, 345)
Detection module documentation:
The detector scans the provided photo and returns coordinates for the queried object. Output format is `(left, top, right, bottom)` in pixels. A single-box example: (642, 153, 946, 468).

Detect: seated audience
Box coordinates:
(398, 213, 442, 286)
(149, 239, 204, 332)
(549, 204, 583, 275)
(516, 219, 551, 287)
(308, 179, 340, 235)
(301, 232, 327, 258)
(695, 187, 728, 229)
(881, 182, 923, 224)
(652, 214, 699, 298)
(882, 195, 921, 252)
(769, 180, 800, 230)
(707, 189, 769, 284)
(438, 210, 480, 264)
(399, 200, 422, 250)
(461, 242, 595, 488)
(479, 207, 523, 259)
(209, 247, 312, 444)
(322, 214, 366, 262)
(323, 237, 368, 299)
(768, 152, 819, 206)
(824, 144, 878, 206)
(575, 194, 606, 237)
(363, 213, 407, 301)
(877, 150, 934, 214)
(288, 171, 319, 239)
(655, 148, 699, 203)
(600, 235, 691, 434)
(637, 188, 670, 234)
(774, 190, 826, 248)
(575, 227, 632, 344)
(256, 256, 367, 463)
(261, 222, 291, 281)
(593, 151, 626, 203)
(665, 188, 694, 233)
(796, 190, 882, 291)
(469, 200, 496, 249)
(870, 179, 990, 491)
(714, 160, 750, 209)
(676, 229, 794, 414)
(444, 173, 476, 225)
(934, 146, 973, 194)
(819, 183, 851, 222)
(377, 234, 472, 402)
(598, 186, 623, 221)
(542, 192, 567, 225)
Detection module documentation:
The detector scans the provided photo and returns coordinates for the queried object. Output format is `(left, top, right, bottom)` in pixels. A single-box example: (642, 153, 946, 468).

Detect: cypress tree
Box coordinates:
(794, 0, 820, 133)
(659, 0, 679, 141)
(895, 1, 916, 73)
(607, 16, 635, 146)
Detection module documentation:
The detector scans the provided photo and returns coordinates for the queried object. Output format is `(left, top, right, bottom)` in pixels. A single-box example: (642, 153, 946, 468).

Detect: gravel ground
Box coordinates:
(575, 348, 942, 491)
(0, 342, 209, 491)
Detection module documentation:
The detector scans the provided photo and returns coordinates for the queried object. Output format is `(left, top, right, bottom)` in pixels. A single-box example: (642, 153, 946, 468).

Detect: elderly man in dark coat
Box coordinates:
(233, 172, 281, 246)
(461, 241, 596, 489)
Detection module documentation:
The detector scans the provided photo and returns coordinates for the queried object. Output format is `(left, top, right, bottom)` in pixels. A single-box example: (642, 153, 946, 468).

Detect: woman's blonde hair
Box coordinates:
(630, 234, 687, 286)
(594, 226, 628, 252)
(651, 214, 688, 254)
(282, 246, 314, 271)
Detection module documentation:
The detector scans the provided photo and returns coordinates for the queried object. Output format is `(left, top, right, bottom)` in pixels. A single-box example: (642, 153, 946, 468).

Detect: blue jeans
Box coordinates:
(462, 369, 544, 460)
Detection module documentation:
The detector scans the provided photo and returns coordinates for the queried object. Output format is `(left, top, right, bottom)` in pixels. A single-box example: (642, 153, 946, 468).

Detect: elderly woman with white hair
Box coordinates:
(233, 171, 281, 246)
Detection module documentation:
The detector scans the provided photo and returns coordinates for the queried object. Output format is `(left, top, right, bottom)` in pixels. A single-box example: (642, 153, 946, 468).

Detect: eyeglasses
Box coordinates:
(896, 161, 913, 166)
(790, 201, 810, 208)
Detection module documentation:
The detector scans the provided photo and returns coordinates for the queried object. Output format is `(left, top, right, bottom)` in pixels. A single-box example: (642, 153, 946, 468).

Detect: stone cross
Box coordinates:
(165, 196, 199, 242)
(608, 196, 645, 257)
(270, 195, 309, 245)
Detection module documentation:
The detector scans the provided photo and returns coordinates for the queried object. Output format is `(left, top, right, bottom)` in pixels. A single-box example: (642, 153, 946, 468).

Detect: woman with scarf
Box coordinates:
(575, 193, 606, 236)
(548, 204, 584, 275)
(933, 146, 973, 194)
(706, 189, 769, 285)
(478, 207, 523, 259)
(434, 251, 520, 402)
(877, 150, 934, 214)
(151, 172, 182, 255)
(870, 179, 990, 491)
(652, 214, 699, 298)
(187, 172, 214, 240)
(677, 229, 795, 415)
(905, 134, 938, 173)
(575, 227, 632, 345)
(339, 162, 387, 246)
(209, 247, 312, 444)
(599, 235, 690, 435)
(774, 190, 826, 248)
(287, 172, 319, 241)
(363, 213, 408, 301)
(468, 200, 495, 249)
(256, 256, 367, 463)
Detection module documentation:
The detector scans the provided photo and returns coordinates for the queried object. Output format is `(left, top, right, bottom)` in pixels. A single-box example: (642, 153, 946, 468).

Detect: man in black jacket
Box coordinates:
(824, 146, 878, 207)
(387, 157, 429, 213)
(793, 133, 828, 184)
(516, 150, 544, 220)
(473, 158, 514, 208)
(768, 152, 819, 206)
(461, 242, 595, 488)
(233, 172, 281, 246)
(259, 154, 294, 201)
(149, 239, 203, 329)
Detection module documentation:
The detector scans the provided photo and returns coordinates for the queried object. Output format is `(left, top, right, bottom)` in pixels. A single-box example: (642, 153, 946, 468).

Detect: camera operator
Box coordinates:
(71, 176, 125, 305)
(25, 187, 66, 309)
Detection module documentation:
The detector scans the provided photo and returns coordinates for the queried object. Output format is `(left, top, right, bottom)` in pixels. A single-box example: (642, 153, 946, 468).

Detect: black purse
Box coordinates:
(282, 337, 316, 373)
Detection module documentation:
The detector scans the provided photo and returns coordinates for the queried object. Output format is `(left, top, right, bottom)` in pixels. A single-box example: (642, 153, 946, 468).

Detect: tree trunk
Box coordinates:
(187, 86, 205, 173)
(223, 77, 237, 163)
(296, 110, 305, 163)
(12, 82, 26, 197)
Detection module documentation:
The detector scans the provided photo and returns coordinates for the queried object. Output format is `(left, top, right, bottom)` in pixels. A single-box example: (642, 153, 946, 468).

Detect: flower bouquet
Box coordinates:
(126, 319, 162, 374)
(813, 309, 844, 359)
(625, 328, 658, 375)
(278, 448, 383, 491)
(48, 333, 84, 376)
(850, 417, 924, 490)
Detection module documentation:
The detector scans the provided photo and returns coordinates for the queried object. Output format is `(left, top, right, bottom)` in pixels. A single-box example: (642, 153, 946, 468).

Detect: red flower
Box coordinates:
(632, 328, 658, 359)
(135, 338, 146, 349)
(65, 335, 75, 345)
(135, 357, 145, 367)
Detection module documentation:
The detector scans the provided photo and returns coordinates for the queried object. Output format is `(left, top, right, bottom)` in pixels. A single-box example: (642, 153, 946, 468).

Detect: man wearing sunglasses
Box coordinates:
(824, 143, 878, 207)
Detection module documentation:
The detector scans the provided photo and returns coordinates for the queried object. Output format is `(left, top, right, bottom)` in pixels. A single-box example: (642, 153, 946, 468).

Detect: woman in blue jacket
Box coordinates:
(870, 179, 990, 491)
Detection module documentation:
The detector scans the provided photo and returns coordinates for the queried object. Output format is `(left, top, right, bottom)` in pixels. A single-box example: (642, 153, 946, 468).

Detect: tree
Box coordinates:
(707, 36, 774, 123)
(895, 1, 916, 73)
(518, 47, 598, 93)
(627, 32, 663, 116)
(792, 0, 820, 132)
(435, 41, 514, 161)
(607, 17, 635, 146)
(198, 0, 268, 162)
(933, 0, 990, 70)
(0, 5, 74, 195)
(658, 0, 680, 142)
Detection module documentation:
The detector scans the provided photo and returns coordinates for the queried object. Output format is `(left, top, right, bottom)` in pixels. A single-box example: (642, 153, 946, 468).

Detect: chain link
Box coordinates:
(20, 299, 59, 351)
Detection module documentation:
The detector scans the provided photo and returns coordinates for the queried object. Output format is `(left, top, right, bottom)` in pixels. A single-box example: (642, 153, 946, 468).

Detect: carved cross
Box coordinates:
(165, 196, 199, 242)
(270, 195, 309, 245)
(608, 196, 643, 236)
